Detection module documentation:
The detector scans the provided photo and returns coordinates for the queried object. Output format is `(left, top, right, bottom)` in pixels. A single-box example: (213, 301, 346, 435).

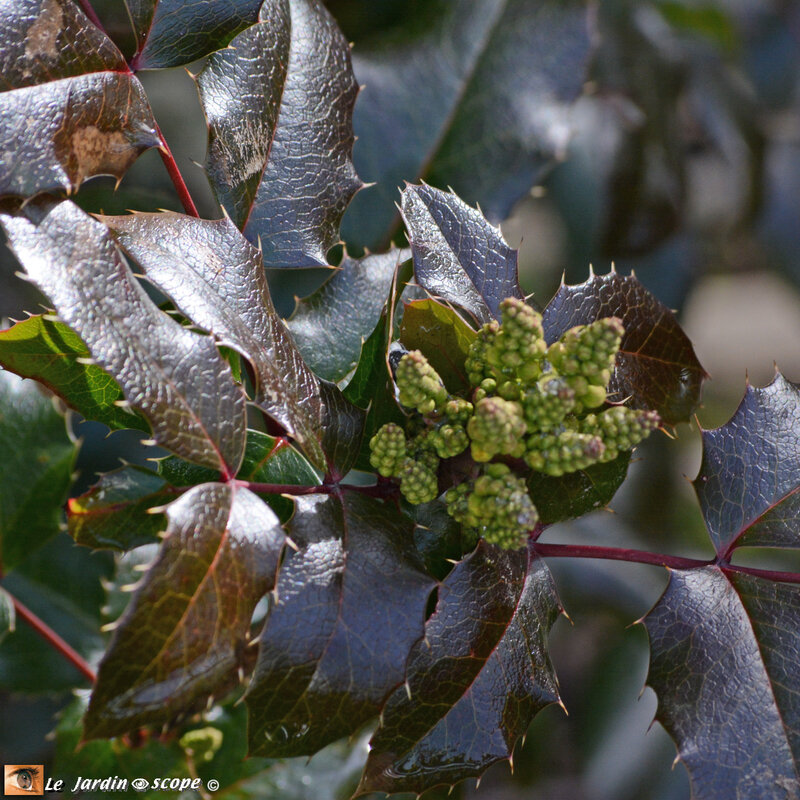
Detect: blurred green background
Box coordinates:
(2, 1, 800, 798)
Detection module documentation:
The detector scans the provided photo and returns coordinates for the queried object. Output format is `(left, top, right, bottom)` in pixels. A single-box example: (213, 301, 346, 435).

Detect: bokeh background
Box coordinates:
(2, 1, 800, 798)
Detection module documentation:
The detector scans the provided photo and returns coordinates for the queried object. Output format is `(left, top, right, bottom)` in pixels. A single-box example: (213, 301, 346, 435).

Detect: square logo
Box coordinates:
(3, 766, 44, 796)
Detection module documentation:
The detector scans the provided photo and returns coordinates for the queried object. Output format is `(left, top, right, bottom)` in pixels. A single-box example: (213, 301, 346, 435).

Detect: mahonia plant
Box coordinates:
(0, 1, 798, 799)
(371, 299, 660, 548)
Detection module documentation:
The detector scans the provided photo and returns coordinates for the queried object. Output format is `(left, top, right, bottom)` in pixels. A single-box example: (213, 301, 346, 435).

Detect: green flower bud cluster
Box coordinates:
(445, 464, 538, 550)
(396, 350, 448, 415)
(367, 299, 660, 550)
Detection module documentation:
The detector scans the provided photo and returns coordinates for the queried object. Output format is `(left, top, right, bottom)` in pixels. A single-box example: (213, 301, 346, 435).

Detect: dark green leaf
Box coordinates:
(694, 372, 800, 556)
(67, 466, 170, 551)
(0, 587, 15, 645)
(399, 299, 477, 394)
(246, 493, 435, 757)
(401, 184, 523, 324)
(2, 201, 247, 474)
(84, 483, 284, 739)
(103, 211, 364, 475)
(343, 259, 414, 471)
(0, 533, 110, 692)
(287, 249, 408, 383)
(197, 0, 362, 268)
(542, 270, 706, 424)
(0, 315, 148, 432)
(0, 0, 158, 198)
(344, 0, 590, 250)
(0, 370, 75, 570)
(128, 0, 261, 69)
(359, 543, 561, 795)
(406, 499, 476, 581)
(55, 695, 188, 800)
(644, 568, 800, 798)
(527, 451, 632, 525)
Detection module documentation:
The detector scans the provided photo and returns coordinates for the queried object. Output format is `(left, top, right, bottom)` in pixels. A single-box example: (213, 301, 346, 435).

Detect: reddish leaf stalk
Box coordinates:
(76, 0, 106, 34)
(154, 123, 200, 218)
(238, 480, 397, 498)
(10, 592, 97, 684)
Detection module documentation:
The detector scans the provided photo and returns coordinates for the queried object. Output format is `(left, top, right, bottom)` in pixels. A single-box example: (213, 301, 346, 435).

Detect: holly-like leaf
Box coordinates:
(1, 200, 247, 474)
(0, 587, 15, 645)
(644, 567, 800, 798)
(67, 466, 170, 551)
(0, 0, 158, 198)
(84, 483, 285, 739)
(196, 0, 362, 268)
(103, 211, 363, 475)
(0, 371, 75, 570)
(0, 315, 148, 432)
(542, 270, 706, 424)
(399, 298, 477, 394)
(527, 452, 632, 525)
(344, 0, 591, 250)
(287, 249, 408, 383)
(401, 184, 523, 325)
(358, 543, 561, 795)
(128, 0, 261, 69)
(695, 373, 800, 557)
(246, 493, 436, 757)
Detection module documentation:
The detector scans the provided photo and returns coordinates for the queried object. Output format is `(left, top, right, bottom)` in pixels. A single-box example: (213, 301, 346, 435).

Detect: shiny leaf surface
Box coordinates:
(67, 466, 170, 551)
(695, 373, 800, 556)
(0, 0, 158, 197)
(0, 370, 75, 569)
(0, 315, 148, 432)
(127, 0, 261, 69)
(399, 298, 477, 394)
(359, 543, 561, 795)
(84, 483, 284, 739)
(401, 184, 523, 324)
(542, 271, 706, 424)
(246, 493, 435, 757)
(0, 587, 14, 645)
(344, 0, 590, 249)
(645, 568, 800, 799)
(2, 201, 247, 474)
(103, 211, 363, 475)
(527, 451, 632, 525)
(197, 0, 362, 267)
(287, 249, 407, 383)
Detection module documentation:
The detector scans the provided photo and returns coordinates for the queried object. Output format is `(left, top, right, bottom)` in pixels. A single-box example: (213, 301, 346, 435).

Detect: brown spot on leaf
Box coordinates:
(25, 0, 63, 61)
(69, 126, 138, 186)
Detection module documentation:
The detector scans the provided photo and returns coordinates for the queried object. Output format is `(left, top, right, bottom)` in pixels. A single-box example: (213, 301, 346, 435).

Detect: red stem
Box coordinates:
(532, 543, 715, 571)
(11, 594, 97, 684)
(237, 480, 397, 498)
(155, 122, 200, 217)
(721, 563, 800, 585)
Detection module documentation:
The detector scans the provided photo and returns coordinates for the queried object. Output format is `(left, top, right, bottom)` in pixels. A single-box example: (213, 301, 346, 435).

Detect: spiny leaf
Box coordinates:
(103, 211, 364, 475)
(2, 201, 247, 475)
(0, 587, 14, 645)
(0, 315, 148, 432)
(0, 370, 76, 570)
(127, 0, 261, 69)
(197, 0, 362, 268)
(542, 270, 706, 424)
(245, 493, 436, 757)
(0, 0, 159, 198)
(695, 372, 800, 556)
(84, 483, 285, 740)
(344, 0, 591, 249)
(644, 567, 800, 798)
(358, 543, 561, 796)
(401, 184, 523, 324)
(399, 298, 477, 394)
(527, 451, 632, 525)
(287, 249, 408, 384)
(67, 466, 171, 552)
